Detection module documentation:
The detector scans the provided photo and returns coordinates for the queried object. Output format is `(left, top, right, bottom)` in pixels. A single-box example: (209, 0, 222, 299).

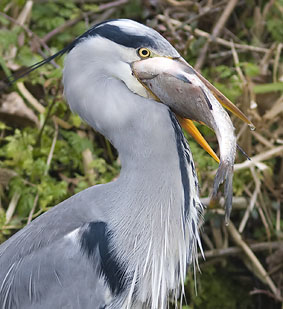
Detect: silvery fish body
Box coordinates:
(133, 57, 237, 221)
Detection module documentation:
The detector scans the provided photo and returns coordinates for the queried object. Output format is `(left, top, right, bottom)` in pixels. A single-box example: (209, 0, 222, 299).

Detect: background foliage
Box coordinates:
(0, 0, 282, 308)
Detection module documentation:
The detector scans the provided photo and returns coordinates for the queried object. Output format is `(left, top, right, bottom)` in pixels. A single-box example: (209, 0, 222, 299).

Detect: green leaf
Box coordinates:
(253, 82, 283, 94)
(242, 62, 260, 77)
(266, 0, 283, 42)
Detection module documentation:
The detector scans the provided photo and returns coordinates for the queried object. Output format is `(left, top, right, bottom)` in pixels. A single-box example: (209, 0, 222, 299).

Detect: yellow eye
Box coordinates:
(138, 48, 151, 58)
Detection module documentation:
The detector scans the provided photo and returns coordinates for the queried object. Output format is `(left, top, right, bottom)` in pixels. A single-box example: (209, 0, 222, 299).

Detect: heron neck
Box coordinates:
(106, 101, 201, 308)
(115, 104, 183, 188)
(81, 82, 202, 307)
(63, 55, 200, 306)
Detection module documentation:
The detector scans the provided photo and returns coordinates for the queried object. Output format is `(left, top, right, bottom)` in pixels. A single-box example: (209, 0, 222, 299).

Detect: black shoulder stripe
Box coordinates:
(80, 222, 127, 295)
(169, 111, 191, 217)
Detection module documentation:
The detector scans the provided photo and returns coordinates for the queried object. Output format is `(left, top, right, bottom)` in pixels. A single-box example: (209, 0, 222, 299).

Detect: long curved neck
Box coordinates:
(113, 102, 186, 220)
(118, 105, 182, 183)
(108, 105, 189, 308)
(101, 90, 202, 308)
(65, 70, 202, 308)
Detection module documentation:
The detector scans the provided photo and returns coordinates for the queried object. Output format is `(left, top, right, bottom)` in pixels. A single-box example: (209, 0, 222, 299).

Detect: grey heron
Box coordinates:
(0, 19, 253, 309)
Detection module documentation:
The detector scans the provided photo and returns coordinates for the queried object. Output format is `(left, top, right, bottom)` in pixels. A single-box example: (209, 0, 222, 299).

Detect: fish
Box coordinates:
(132, 57, 254, 222)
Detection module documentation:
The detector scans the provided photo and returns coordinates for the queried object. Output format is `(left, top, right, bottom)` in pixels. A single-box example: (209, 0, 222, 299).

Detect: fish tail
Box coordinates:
(212, 161, 233, 223)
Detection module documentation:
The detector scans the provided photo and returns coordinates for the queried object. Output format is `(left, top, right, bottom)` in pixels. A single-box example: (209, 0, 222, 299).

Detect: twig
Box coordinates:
(233, 146, 283, 171)
(77, 130, 97, 185)
(250, 289, 282, 302)
(184, 5, 223, 26)
(236, 123, 248, 140)
(243, 186, 273, 239)
(164, 0, 194, 7)
(276, 201, 281, 233)
(201, 232, 215, 250)
(42, 17, 82, 44)
(260, 43, 277, 76)
(210, 218, 224, 249)
(91, 8, 116, 27)
(0, 11, 53, 59)
(42, 0, 128, 43)
(27, 192, 39, 224)
(208, 49, 244, 59)
(200, 196, 248, 209)
(52, 116, 72, 130)
(195, 0, 240, 70)
(0, 168, 17, 186)
(228, 221, 281, 300)
(258, 191, 273, 229)
(17, 82, 71, 129)
(257, 203, 271, 240)
(231, 40, 246, 85)
(45, 120, 59, 175)
(157, 15, 269, 53)
(5, 1, 34, 66)
(238, 166, 261, 233)
(17, 82, 45, 113)
(273, 43, 282, 82)
(17, 0, 33, 26)
(251, 131, 274, 149)
(163, 10, 183, 44)
(263, 95, 283, 121)
(1, 225, 23, 230)
(198, 241, 283, 259)
(36, 83, 61, 145)
(27, 122, 58, 224)
(96, 0, 128, 11)
(5, 192, 21, 224)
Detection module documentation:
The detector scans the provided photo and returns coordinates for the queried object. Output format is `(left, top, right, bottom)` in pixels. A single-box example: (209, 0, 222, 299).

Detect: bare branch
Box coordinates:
(157, 15, 269, 53)
(196, 0, 240, 69)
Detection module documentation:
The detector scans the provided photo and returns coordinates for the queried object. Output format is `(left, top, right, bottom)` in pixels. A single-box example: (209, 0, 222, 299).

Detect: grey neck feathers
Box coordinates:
(106, 102, 203, 308)
(64, 67, 203, 307)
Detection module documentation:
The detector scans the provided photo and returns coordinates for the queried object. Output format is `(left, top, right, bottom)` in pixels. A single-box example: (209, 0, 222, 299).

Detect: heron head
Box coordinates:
(62, 19, 252, 163)
(63, 19, 180, 112)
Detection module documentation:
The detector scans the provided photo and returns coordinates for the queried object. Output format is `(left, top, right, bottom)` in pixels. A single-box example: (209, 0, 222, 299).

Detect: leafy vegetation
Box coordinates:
(0, 0, 282, 307)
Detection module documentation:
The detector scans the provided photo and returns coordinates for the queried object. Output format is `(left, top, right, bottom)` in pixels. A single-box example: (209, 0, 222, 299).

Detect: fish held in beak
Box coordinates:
(132, 57, 250, 222)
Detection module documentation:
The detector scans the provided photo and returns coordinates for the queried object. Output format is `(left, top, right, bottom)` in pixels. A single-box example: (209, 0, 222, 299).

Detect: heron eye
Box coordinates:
(138, 48, 151, 58)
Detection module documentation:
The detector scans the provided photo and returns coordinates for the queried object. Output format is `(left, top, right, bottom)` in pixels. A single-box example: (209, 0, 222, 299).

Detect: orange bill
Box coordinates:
(178, 117, 220, 163)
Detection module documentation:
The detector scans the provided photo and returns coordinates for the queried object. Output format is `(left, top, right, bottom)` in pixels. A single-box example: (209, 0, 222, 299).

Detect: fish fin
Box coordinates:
(237, 144, 251, 160)
(172, 73, 192, 84)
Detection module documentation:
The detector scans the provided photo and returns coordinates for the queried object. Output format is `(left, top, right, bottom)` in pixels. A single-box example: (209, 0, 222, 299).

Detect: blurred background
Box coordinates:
(0, 0, 282, 308)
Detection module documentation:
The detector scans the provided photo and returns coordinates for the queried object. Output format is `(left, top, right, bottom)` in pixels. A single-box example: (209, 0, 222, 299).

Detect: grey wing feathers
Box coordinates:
(0, 188, 110, 309)
(0, 232, 108, 309)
